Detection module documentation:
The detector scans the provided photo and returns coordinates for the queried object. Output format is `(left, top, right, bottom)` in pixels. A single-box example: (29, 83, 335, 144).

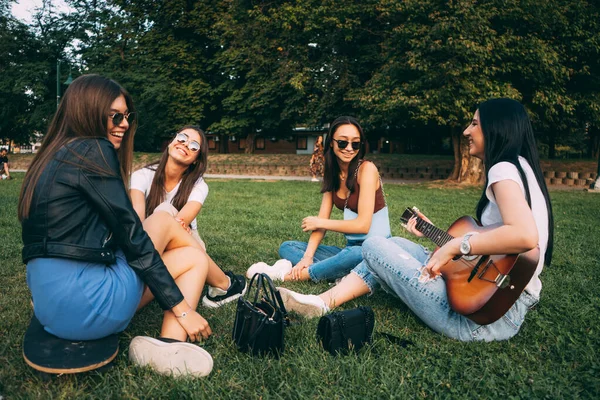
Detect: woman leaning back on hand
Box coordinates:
(19, 74, 214, 377)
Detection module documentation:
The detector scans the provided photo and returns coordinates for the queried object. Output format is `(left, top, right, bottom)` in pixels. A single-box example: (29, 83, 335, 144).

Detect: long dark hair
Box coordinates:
(144, 125, 208, 217)
(475, 98, 554, 266)
(321, 116, 367, 194)
(19, 74, 137, 220)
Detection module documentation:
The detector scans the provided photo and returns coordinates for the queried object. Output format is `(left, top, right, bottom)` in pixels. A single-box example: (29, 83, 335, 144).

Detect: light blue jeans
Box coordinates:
(353, 236, 539, 342)
(279, 240, 365, 282)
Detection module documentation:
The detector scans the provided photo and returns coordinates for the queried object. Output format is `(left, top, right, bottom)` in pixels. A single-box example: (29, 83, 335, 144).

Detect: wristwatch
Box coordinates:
(460, 233, 474, 256)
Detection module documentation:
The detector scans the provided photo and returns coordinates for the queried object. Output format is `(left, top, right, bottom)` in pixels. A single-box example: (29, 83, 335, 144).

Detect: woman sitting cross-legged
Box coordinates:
(277, 98, 554, 342)
(20, 74, 213, 376)
(130, 125, 246, 308)
(248, 116, 391, 283)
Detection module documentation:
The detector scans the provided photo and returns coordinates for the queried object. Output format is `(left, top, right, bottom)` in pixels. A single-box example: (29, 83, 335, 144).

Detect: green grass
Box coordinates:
(0, 174, 599, 399)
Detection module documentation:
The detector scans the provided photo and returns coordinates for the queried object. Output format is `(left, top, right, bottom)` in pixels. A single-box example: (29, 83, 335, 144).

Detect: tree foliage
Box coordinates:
(3, 0, 599, 175)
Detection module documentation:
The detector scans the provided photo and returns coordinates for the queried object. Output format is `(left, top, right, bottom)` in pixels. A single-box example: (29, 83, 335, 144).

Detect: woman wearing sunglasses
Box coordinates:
(20, 74, 214, 377)
(248, 116, 391, 283)
(130, 127, 247, 309)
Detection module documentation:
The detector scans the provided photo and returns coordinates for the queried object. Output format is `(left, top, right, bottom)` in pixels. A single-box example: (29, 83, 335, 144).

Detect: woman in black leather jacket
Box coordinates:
(19, 74, 213, 377)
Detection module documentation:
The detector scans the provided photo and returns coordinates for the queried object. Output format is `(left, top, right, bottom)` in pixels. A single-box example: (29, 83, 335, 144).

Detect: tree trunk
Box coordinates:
(245, 132, 256, 154)
(450, 129, 461, 180)
(590, 125, 599, 160)
(458, 131, 484, 185)
(597, 143, 600, 178)
(219, 135, 228, 154)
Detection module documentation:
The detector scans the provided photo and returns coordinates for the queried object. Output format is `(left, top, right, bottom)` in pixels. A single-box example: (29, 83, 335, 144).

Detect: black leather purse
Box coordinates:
(232, 273, 289, 357)
(316, 306, 375, 355)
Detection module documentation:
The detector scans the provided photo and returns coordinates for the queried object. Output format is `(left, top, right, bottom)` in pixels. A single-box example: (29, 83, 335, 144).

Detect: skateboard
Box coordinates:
(23, 314, 118, 374)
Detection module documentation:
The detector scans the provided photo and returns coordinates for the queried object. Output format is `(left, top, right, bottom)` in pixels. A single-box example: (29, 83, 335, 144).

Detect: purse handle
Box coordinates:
(246, 272, 290, 326)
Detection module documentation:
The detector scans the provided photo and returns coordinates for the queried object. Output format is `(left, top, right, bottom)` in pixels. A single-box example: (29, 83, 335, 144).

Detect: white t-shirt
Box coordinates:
(130, 167, 209, 231)
(480, 156, 549, 298)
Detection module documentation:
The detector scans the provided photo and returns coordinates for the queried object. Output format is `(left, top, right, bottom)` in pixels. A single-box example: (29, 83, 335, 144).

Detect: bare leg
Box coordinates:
(283, 269, 311, 281)
(143, 211, 230, 290)
(278, 272, 370, 319)
(205, 258, 229, 290)
(159, 247, 208, 340)
(136, 212, 211, 340)
(317, 272, 370, 310)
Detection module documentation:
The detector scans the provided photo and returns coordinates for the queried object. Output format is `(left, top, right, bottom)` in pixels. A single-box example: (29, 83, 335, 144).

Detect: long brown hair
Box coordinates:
(144, 125, 208, 217)
(18, 74, 137, 220)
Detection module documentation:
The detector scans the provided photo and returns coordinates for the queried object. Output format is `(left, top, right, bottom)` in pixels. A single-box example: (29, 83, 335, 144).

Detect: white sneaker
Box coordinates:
(246, 259, 292, 281)
(277, 287, 328, 318)
(311, 177, 319, 182)
(129, 336, 213, 377)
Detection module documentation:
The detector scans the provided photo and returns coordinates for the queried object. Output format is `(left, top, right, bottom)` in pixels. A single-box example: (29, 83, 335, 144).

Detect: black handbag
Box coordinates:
(316, 306, 375, 355)
(232, 273, 289, 357)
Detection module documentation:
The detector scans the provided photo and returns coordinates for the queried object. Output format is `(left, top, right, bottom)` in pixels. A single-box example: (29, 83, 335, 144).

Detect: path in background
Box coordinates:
(10, 152, 597, 189)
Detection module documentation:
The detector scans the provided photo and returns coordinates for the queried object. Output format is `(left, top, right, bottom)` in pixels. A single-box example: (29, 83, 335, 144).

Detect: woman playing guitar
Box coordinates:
(277, 98, 554, 341)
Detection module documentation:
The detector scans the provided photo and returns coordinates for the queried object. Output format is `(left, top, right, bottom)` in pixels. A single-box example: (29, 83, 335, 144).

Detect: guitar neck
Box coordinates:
(415, 218, 455, 247)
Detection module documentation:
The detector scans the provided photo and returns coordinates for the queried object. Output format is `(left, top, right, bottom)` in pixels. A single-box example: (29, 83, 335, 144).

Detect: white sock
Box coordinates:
(278, 287, 329, 318)
(208, 275, 231, 297)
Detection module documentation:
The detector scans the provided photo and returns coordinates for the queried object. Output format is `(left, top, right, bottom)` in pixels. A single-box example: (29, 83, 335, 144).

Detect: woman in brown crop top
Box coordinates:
(247, 116, 391, 283)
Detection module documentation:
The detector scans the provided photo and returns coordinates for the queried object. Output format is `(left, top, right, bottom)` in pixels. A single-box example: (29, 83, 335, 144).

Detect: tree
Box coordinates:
(0, 0, 60, 147)
(356, 0, 520, 183)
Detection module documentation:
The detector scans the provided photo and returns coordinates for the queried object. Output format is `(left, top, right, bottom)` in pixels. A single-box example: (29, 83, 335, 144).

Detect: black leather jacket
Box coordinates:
(21, 138, 184, 310)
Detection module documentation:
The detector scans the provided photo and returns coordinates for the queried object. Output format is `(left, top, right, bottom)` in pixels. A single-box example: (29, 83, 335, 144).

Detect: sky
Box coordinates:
(11, 0, 72, 24)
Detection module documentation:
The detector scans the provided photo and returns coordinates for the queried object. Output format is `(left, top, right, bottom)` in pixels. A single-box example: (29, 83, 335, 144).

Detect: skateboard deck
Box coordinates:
(23, 315, 118, 374)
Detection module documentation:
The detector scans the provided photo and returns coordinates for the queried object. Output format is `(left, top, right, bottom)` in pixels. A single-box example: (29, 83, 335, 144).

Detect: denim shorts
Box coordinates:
(26, 250, 144, 340)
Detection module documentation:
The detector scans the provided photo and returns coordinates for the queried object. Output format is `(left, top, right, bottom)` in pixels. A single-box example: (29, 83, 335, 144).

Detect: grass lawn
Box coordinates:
(0, 175, 598, 399)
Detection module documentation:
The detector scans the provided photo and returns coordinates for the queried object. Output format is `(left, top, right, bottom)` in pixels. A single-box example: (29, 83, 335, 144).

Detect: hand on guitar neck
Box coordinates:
(400, 207, 432, 239)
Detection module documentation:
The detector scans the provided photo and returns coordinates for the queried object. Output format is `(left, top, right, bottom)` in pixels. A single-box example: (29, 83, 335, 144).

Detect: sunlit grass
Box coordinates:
(0, 175, 598, 398)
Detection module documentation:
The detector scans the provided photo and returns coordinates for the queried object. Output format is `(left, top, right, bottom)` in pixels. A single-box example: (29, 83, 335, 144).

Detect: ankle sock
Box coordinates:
(208, 275, 231, 297)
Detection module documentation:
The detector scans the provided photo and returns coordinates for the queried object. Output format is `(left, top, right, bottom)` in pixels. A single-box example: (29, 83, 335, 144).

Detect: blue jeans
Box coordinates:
(278, 240, 364, 282)
(353, 236, 539, 342)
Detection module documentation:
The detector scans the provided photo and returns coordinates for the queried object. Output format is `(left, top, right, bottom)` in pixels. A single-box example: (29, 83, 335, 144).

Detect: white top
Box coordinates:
(130, 167, 209, 231)
(480, 156, 548, 298)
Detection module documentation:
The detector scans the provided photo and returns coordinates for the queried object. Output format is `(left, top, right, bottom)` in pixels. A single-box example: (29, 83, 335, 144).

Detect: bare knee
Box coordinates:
(188, 248, 209, 279)
(144, 210, 175, 228)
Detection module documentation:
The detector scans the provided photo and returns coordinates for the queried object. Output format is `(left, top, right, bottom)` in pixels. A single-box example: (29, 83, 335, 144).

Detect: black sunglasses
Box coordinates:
(109, 112, 136, 125)
(175, 132, 201, 152)
(333, 139, 361, 151)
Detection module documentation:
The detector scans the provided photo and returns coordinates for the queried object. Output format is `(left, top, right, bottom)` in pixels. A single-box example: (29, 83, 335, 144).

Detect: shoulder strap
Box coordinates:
(344, 160, 387, 209)
(374, 332, 413, 348)
(344, 160, 363, 210)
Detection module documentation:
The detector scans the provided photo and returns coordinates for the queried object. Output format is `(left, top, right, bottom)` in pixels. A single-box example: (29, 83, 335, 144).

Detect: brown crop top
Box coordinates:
(332, 179, 386, 213)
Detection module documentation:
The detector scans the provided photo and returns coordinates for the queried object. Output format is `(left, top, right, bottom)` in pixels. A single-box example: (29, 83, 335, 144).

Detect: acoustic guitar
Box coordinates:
(400, 207, 539, 325)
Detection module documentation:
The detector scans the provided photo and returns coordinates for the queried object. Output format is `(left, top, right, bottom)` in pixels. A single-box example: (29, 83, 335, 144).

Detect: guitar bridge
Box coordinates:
(478, 260, 511, 289)
(495, 274, 511, 289)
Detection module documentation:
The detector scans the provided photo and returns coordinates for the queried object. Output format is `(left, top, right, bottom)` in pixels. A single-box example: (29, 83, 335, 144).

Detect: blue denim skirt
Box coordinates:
(26, 250, 144, 341)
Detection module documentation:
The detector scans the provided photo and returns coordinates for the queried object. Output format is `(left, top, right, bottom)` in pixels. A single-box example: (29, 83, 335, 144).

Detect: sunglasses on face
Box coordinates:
(333, 139, 361, 151)
(109, 112, 136, 126)
(175, 132, 201, 152)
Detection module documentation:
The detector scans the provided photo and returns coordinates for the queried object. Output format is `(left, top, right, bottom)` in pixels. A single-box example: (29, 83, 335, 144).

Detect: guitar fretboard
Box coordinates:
(415, 218, 455, 247)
